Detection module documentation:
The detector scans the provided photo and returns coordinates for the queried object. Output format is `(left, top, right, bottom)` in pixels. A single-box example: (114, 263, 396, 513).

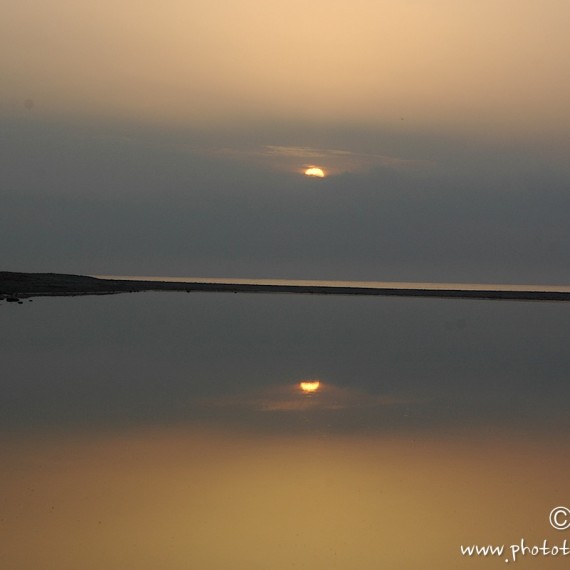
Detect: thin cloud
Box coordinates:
(210, 145, 434, 175)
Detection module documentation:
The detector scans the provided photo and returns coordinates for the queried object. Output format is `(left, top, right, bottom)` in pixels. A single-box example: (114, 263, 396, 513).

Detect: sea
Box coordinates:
(2, 280, 570, 568)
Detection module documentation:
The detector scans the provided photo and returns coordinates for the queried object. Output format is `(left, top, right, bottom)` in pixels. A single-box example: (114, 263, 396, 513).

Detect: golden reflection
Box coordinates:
(3, 428, 570, 569)
(299, 380, 321, 393)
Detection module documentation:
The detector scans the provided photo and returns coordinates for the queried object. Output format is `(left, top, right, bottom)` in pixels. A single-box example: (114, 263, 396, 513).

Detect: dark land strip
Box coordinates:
(2, 272, 570, 302)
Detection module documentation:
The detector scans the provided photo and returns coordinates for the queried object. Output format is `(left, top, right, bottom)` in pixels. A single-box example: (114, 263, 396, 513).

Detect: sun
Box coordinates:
(299, 380, 321, 394)
(304, 166, 326, 178)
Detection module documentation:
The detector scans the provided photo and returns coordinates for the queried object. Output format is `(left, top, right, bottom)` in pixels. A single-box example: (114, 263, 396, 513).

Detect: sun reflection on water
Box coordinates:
(299, 380, 321, 394)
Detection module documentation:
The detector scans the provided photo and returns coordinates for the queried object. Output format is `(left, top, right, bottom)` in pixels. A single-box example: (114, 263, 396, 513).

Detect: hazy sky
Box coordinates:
(2, 0, 570, 282)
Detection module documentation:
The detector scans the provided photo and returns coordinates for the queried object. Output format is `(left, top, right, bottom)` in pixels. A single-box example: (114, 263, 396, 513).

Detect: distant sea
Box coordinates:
(96, 275, 570, 293)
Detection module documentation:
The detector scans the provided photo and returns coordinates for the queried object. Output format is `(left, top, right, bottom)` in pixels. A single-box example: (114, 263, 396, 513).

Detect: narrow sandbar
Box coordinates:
(2, 272, 570, 302)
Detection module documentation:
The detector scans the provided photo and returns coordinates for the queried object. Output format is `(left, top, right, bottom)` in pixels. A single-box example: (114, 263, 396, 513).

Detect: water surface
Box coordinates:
(2, 289, 569, 568)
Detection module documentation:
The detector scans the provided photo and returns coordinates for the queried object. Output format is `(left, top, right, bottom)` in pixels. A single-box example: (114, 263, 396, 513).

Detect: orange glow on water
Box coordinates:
(2, 428, 569, 569)
(299, 380, 321, 393)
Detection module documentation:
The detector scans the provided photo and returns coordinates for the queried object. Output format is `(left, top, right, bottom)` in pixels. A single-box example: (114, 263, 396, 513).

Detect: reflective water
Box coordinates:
(2, 290, 569, 568)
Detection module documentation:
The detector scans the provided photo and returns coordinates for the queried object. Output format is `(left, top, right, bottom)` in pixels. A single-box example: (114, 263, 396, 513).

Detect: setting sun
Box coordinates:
(304, 167, 326, 178)
(299, 380, 321, 393)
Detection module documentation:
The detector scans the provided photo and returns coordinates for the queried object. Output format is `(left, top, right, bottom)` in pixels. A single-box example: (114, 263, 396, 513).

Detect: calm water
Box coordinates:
(2, 288, 570, 568)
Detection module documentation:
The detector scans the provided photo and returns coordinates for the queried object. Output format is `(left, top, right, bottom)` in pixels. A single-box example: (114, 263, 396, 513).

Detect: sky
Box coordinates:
(2, 0, 570, 283)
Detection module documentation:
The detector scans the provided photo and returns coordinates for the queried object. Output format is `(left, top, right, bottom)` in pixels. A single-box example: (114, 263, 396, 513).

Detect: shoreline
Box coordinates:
(2, 271, 570, 302)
